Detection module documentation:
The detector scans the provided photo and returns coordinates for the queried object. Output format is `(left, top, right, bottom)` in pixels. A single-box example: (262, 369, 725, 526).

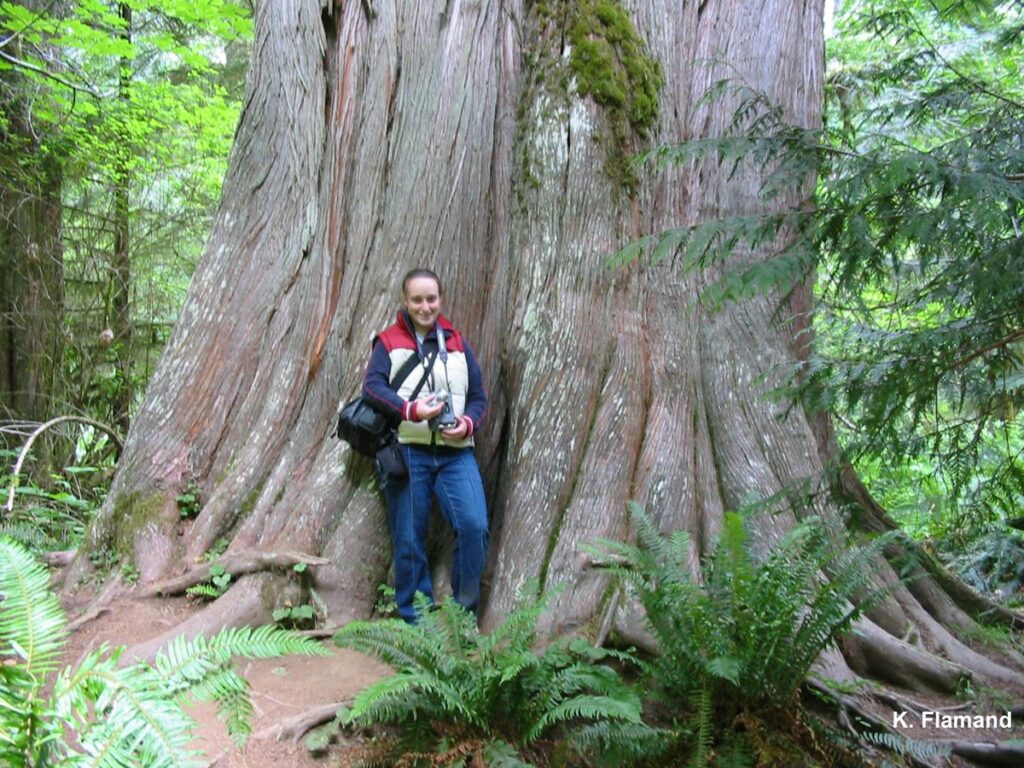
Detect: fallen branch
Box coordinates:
(254, 699, 353, 742)
(4, 415, 123, 514)
(141, 550, 330, 596)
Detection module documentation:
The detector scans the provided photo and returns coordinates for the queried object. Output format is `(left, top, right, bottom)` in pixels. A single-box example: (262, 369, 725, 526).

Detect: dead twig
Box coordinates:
(4, 415, 123, 514)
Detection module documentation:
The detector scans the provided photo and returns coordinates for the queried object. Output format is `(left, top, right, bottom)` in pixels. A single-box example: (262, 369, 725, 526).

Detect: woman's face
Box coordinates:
(403, 276, 442, 334)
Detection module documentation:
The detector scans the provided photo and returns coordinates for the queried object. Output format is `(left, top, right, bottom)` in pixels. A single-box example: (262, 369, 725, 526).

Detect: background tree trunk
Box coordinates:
(107, 1, 134, 434)
(0, 3, 65, 432)
(68, 0, 1023, 702)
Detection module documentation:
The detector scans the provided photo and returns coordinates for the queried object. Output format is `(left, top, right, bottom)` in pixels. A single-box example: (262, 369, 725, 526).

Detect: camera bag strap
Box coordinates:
(389, 351, 423, 393)
(404, 347, 438, 401)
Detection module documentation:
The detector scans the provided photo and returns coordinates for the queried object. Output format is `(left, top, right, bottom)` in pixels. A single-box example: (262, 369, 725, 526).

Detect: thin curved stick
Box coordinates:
(4, 415, 123, 514)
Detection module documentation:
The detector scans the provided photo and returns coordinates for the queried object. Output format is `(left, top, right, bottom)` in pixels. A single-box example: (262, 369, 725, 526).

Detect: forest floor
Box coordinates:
(60, 590, 388, 768)
(58, 588, 1024, 768)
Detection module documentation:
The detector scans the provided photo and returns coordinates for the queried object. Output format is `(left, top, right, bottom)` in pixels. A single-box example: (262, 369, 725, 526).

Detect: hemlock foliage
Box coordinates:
(814, 0, 1024, 535)
(0, 535, 328, 767)
(629, 0, 1024, 539)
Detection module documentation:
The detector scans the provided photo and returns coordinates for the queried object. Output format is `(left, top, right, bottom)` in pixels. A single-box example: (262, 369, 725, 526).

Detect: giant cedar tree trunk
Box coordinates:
(70, 0, 1024, 699)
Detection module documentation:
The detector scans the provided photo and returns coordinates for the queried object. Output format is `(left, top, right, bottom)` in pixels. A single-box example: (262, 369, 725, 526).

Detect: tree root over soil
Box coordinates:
(806, 679, 1024, 768)
(126, 571, 299, 662)
(254, 699, 353, 742)
(140, 549, 329, 597)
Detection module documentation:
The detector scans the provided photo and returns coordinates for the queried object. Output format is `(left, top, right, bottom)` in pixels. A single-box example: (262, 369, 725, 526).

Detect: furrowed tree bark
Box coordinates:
(67, 0, 1024, 721)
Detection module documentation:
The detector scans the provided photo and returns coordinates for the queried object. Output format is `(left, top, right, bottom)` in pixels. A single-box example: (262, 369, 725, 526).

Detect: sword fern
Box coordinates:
(0, 535, 327, 768)
(333, 592, 667, 767)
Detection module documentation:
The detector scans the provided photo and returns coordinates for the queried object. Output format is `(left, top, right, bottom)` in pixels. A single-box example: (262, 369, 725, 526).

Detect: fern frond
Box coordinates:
(690, 679, 714, 768)
(567, 720, 671, 767)
(861, 730, 953, 763)
(53, 655, 201, 768)
(334, 617, 455, 676)
(336, 592, 648, 765)
(184, 583, 220, 599)
(205, 624, 329, 659)
(526, 693, 642, 743)
(0, 536, 68, 678)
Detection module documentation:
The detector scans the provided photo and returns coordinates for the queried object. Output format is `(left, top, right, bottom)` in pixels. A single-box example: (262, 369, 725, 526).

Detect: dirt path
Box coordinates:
(61, 592, 389, 767)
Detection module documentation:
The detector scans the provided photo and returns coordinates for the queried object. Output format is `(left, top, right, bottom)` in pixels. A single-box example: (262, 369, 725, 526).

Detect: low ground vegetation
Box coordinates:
(0, 536, 327, 768)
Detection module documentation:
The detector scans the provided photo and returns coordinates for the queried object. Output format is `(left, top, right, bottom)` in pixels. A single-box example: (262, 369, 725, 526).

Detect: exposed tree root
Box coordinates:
(894, 541, 1024, 632)
(842, 619, 972, 695)
(125, 572, 298, 662)
(806, 679, 944, 768)
(140, 550, 329, 597)
(66, 575, 123, 633)
(66, 604, 111, 633)
(297, 626, 343, 639)
(848, 466, 1024, 632)
(808, 667, 1024, 768)
(943, 740, 1024, 767)
(40, 549, 76, 567)
(253, 699, 353, 742)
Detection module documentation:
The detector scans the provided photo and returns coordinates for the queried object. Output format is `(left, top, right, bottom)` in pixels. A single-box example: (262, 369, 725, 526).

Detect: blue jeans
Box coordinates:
(382, 444, 488, 623)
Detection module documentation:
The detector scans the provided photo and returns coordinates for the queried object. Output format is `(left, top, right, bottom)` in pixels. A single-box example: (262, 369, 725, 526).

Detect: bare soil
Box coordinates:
(60, 590, 389, 768)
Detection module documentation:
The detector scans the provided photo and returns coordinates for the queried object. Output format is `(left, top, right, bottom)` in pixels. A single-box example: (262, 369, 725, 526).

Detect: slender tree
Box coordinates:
(0, 0, 65, 427)
(68, 0, 1023, 727)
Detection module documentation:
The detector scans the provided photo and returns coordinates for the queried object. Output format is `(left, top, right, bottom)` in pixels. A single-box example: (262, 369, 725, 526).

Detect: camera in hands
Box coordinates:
(428, 390, 458, 431)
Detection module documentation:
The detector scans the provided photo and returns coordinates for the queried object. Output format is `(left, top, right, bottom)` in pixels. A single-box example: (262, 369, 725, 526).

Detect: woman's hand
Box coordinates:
(409, 395, 445, 422)
(441, 416, 470, 441)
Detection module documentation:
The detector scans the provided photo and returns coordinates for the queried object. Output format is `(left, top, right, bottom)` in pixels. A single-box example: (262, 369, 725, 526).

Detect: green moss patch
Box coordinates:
(567, 0, 663, 137)
(526, 0, 664, 196)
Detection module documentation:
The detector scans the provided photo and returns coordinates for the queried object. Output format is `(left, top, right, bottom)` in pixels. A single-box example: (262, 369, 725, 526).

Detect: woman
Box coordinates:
(362, 268, 489, 623)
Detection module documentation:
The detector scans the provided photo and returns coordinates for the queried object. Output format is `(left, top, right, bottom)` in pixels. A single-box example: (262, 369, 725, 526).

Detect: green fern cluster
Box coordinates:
(0, 535, 328, 767)
(592, 504, 895, 765)
(333, 592, 665, 767)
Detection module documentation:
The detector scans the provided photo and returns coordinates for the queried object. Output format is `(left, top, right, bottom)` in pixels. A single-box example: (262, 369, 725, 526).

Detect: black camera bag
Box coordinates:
(336, 348, 436, 457)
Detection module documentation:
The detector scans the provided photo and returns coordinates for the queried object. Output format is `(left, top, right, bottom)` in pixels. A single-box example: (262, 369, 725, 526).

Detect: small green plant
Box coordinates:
(272, 563, 318, 628)
(0, 535, 328, 767)
(2, 424, 117, 553)
(591, 504, 898, 766)
(175, 483, 202, 519)
(273, 602, 316, 628)
(332, 591, 664, 767)
(373, 583, 398, 616)
(2, 473, 101, 552)
(203, 537, 230, 561)
(87, 545, 120, 572)
(186, 563, 232, 600)
(121, 561, 140, 585)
